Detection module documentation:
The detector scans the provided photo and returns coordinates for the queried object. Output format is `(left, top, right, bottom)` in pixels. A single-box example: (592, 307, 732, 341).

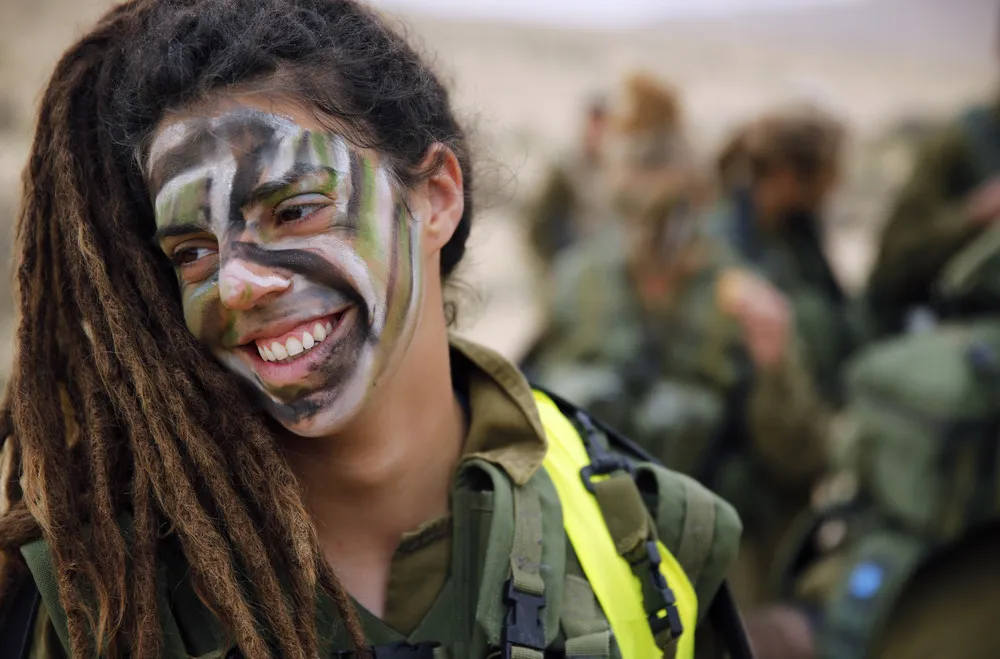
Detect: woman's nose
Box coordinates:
(218, 258, 291, 310)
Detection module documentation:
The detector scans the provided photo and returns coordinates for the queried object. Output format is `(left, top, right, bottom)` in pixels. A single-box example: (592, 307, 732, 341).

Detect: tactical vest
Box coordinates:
(10, 391, 747, 659)
(779, 316, 1000, 659)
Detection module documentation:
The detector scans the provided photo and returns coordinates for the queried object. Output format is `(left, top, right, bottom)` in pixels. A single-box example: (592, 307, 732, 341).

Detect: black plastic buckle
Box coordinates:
(636, 540, 684, 640)
(574, 411, 636, 492)
(332, 641, 440, 658)
(500, 579, 546, 659)
(579, 455, 637, 493)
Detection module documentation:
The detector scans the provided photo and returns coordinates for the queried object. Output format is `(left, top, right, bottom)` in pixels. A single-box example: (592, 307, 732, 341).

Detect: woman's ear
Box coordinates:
(417, 144, 464, 254)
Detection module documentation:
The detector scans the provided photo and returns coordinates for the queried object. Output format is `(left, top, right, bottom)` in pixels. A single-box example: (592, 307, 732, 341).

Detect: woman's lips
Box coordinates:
(238, 307, 355, 388)
(253, 315, 337, 362)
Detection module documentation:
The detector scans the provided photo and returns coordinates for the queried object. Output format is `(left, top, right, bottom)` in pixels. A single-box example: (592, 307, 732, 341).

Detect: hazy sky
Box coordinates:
(371, 0, 866, 28)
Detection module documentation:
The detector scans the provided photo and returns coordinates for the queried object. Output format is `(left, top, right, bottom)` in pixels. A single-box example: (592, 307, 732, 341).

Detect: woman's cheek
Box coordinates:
(181, 280, 225, 345)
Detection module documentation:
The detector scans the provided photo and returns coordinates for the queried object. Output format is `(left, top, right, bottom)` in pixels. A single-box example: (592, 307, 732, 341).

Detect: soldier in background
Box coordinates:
(524, 94, 611, 269)
(761, 224, 1000, 659)
(865, 97, 1000, 339)
(706, 105, 853, 406)
(609, 73, 697, 223)
(521, 73, 696, 370)
(532, 169, 830, 606)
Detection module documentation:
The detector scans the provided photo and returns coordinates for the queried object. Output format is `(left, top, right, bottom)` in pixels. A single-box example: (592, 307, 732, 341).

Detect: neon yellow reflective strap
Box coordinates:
(534, 391, 697, 659)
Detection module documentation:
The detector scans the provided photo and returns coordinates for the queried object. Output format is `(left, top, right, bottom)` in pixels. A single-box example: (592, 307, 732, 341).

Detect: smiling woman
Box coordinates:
(149, 105, 424, 434)
(0, 2, 744, 659)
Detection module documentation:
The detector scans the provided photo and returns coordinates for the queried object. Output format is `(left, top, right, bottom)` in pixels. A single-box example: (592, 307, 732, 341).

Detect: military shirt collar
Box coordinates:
(449, 335, 548, 486)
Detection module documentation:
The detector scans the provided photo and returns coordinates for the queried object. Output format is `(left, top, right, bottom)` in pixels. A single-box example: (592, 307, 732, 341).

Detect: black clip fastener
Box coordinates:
(500, 579, 546, 659)
(574, 411, 636, 492)
(637, 540, 684, 640)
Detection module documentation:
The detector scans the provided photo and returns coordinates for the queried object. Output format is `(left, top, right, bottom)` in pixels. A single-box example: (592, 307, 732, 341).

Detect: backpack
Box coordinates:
(845, 319, 1000, 538)
(771, 181, 1000, 659)
(6, 390, 750, 659)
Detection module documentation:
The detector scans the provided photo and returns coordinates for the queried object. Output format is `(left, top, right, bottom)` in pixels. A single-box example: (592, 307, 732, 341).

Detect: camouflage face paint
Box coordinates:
(147, 107, 423, 436)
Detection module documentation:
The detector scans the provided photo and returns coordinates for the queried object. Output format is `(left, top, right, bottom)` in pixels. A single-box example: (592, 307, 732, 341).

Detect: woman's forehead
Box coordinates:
(149, 94, 340, 160)
(146, 98, 353, 196)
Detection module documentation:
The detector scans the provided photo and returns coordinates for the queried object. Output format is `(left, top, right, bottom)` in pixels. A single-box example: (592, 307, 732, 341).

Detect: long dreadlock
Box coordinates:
(0, 1, 474, 657)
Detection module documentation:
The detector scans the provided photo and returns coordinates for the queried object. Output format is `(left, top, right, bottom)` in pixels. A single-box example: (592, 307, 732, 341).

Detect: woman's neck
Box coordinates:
(281, 302, 465, 566)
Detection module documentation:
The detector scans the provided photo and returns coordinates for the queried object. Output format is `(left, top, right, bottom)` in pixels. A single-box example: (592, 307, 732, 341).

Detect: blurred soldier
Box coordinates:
(525, 95, 611, 268)
(706, 105, 853, 405)
(532, 174, 830, 606)
(521, 73, 698, 368)
(610, 73, 697, 221)
(767, 225, 1000, 659)
(865, 7, 1000, 339)
(865, 99, 1000, 339)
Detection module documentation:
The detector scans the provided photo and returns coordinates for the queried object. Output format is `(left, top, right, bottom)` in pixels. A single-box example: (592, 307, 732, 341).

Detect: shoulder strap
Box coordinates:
(20, 534, 196, 658)
(0, 574, 41, 659)
(535, 389, 694, 658)
(707, 583, 754, 659)
(533, 386, 752, 659)
(675, 477, 717, 584)
(537, 385, 726, 584)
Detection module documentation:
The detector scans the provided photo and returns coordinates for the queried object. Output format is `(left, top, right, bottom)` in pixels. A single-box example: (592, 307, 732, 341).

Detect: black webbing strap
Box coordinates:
(708, 582, 753, 659)
(0, 576, 41, 659)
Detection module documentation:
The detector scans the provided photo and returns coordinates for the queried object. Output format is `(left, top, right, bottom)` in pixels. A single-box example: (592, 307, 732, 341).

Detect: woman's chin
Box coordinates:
(266, 379, 371, 439)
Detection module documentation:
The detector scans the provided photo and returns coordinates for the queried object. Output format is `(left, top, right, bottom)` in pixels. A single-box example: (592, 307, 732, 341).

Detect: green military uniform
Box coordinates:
(781, 224, 1000, 659)
(866, 99, 1000, 339)
(18, 338, 742, 658)
(532, 232, 828, 605)
(703, 190, 855, 406)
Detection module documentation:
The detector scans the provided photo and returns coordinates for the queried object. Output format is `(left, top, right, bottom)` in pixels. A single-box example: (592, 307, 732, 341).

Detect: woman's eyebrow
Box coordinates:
(241, 163, 342, 208)
(153, 222, 209, 243)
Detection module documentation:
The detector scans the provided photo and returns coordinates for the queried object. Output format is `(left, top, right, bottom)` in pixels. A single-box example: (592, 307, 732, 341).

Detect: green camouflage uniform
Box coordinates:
(18, 339, 743, 659)
(703, 190, 855, 406)
(865, 99, 1000, 339)
(532, 232, 829, 604)
(780, 223, 1000, 659)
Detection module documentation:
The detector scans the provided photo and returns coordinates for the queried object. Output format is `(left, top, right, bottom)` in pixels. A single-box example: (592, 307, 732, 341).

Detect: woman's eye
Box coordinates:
(273, 195, 332, 226)
(172, 245, 217, 267)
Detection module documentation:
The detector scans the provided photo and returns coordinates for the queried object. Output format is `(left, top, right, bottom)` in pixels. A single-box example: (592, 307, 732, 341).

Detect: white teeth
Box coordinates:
(256, 318, 336, 364)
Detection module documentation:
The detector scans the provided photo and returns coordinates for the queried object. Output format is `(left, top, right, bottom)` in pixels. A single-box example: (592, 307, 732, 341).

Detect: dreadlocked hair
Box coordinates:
(0, 0, 474, 657)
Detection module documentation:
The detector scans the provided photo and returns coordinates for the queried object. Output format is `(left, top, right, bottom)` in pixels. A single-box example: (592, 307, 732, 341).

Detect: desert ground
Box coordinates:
(0, 0, 996, 383)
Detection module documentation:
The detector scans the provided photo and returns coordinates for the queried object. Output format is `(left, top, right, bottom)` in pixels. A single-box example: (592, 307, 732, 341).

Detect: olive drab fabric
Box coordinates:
(848, 222, 1000, 537)
(703, 190, 854, 405)
(16, 339, 741, 659)
(780, 224, 1000, 659)
(866, 101, 1000, 339)
(532, 233, 826, 545)
(536, 390, 697, 659)
(846, 319, 1000, 537)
